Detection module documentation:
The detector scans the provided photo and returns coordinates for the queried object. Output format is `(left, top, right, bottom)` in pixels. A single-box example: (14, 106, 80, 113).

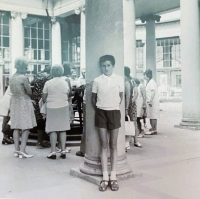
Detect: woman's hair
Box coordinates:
(63, 63, 71, 77)
(144, 69, 153, 80)
(124, 66, 131, 78)
(51, 64, 64, 77)
(14, 57, 28, 70)
(99, 55, 115, 65)
(133, 78, 140, 85)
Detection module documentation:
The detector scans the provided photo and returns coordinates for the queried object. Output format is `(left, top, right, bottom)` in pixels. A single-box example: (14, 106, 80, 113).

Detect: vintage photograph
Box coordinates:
(0, 0, 198, 198)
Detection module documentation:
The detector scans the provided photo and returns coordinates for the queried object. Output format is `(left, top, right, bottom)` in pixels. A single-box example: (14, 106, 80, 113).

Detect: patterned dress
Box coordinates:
(125, 77, 137, 121)
(31, 72, 51, 121)
(9, 74, 36, 130)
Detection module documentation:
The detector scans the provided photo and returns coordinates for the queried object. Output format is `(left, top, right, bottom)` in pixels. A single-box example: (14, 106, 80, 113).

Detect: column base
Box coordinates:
(79, 154, 132, 176)
(174, 119, 200, 131)
(70, 167, 142, 186)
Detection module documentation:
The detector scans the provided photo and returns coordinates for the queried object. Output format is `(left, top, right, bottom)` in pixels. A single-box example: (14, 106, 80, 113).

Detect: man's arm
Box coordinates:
(119, 92, 123, 106)
(42, 93, 48, 103)
(91, 92, 97, 109)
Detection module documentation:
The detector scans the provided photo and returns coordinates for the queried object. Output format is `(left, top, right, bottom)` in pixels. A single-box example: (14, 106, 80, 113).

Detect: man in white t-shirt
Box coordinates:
(92, 55, 123, 191)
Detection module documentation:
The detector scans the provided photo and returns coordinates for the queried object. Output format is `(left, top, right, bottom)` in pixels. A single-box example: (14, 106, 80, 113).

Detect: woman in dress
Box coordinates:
(31, 65, 51, 149)
(124, 67, 141, 151)
(136, 78, 147, 138)
(144, 69, 159, 135)
(42, 64, 70, 159)
(9, 57, 37, 158)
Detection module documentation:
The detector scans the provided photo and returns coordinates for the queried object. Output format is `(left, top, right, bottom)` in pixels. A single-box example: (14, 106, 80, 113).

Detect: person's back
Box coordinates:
(10, 74, 29, 100)
(44, 78, 69, 108)
(32, 72, 51, 97)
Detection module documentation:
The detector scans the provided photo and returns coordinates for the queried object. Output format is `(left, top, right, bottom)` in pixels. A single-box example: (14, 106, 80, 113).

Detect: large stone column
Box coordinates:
(123, 0, 136, 76)
(10, 11, 26, 75)
(141, 15, 161, 81)
(51, 17, 62, 65)
(80, 0, 131, 176)
(179, 0, 200, 128)
(0, 59, 4, 98)
(80, 8, 86, 70)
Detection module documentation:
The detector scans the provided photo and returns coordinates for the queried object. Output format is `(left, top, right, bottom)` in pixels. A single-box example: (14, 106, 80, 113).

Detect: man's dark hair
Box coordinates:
(144, 69, 153, 79)
(63, 63, 71, 77)
(99, 55, 115, 66)
(133, 77, 140, 85)
(124, 66, 131, 78)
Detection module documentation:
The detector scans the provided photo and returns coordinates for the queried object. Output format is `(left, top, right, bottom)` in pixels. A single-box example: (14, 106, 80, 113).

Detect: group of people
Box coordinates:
(124, 66, 159, 151)
(0, 57, 86, 160)
(0, 55, 159, 192)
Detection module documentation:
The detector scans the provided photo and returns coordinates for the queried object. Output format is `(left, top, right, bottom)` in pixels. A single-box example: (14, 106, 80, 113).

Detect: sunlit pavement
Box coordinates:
(0, 102, 200, 199)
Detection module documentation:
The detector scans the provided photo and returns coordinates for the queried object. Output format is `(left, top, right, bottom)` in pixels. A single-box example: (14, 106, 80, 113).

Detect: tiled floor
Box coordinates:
(1, 102, 200, 199)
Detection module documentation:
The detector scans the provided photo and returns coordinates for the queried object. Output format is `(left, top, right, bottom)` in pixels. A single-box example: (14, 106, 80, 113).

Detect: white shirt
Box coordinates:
(43, 77, 69, 108)
(146, 79, 158, 102)
(92, 73, 124, 110)
(77, 77, 86, 87)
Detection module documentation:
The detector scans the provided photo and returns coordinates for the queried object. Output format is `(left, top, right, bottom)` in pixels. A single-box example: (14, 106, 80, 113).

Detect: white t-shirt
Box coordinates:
(92, 73, 124, 110)
(43, 77, 69, 108)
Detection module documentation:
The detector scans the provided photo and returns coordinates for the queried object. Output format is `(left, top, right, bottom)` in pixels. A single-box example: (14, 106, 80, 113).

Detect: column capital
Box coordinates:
(140, 14, 161, 23)
(11, 11, 27, 19)
(74, 5, 85, 15)
(51, 16, 57, 24)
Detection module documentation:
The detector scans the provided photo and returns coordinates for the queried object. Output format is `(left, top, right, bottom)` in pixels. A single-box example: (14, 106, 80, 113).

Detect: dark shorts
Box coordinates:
(95, 108, 121, 130)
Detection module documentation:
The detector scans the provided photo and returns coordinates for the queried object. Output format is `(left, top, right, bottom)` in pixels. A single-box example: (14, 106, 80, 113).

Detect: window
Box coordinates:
(157, 37, 181, 68)
(176, 74, 181, 88)
(72, 36, 80, 63)
(24, 17, 50, 61)
(0, 12, 10, 94)
(23, 16, 51, 79)
(0, 12, 10, 59)
(61, 15, 80, 66)
(136, 40, 144, 70)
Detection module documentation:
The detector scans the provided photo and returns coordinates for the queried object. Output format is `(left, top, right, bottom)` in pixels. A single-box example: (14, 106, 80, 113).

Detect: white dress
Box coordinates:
(146, 79, 160, 119)
(0, 86, 12, 117)
(136, 84, 144, 117)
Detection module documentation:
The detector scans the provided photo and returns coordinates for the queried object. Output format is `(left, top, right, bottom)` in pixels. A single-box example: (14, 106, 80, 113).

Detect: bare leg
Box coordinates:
(49, 132, 57, 153)
(133, 121, 139, 143)
(98, 128, 109, 180)
(37, 129, 43, 143)
(57, 134, 61, 149)
(109, 128, 119, 176)
(151, 119, 157, 131)
(20, 129, 30, 153)
(59, 131, 66, 151)
(13, 129, 20, 151)
(2, 116, 10, 139)
(150, 119, 153, 130)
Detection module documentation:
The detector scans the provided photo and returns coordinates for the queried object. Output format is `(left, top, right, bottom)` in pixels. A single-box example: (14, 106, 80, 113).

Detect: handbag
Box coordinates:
(39, 98, 47, 115)
(125, 115, 135, 136)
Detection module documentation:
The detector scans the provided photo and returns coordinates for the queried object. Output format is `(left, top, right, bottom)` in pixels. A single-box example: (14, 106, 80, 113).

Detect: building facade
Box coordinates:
(136, 20, 181, 100)
(0, 0, 200, 176)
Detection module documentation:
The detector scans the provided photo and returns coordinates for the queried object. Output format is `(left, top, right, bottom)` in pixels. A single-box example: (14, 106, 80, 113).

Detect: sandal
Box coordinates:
(76, 151, 85, 157)
(110, 180, 119, 191)
(134, 142, 142, 147)
(99, 180, 109, 191)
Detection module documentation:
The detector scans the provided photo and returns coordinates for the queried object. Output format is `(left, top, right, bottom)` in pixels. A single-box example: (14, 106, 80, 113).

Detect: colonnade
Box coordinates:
(7, 0, 200, 178)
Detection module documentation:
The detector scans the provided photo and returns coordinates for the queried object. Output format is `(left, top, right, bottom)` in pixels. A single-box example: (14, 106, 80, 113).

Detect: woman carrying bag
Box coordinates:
(124, 67, 142, 152)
